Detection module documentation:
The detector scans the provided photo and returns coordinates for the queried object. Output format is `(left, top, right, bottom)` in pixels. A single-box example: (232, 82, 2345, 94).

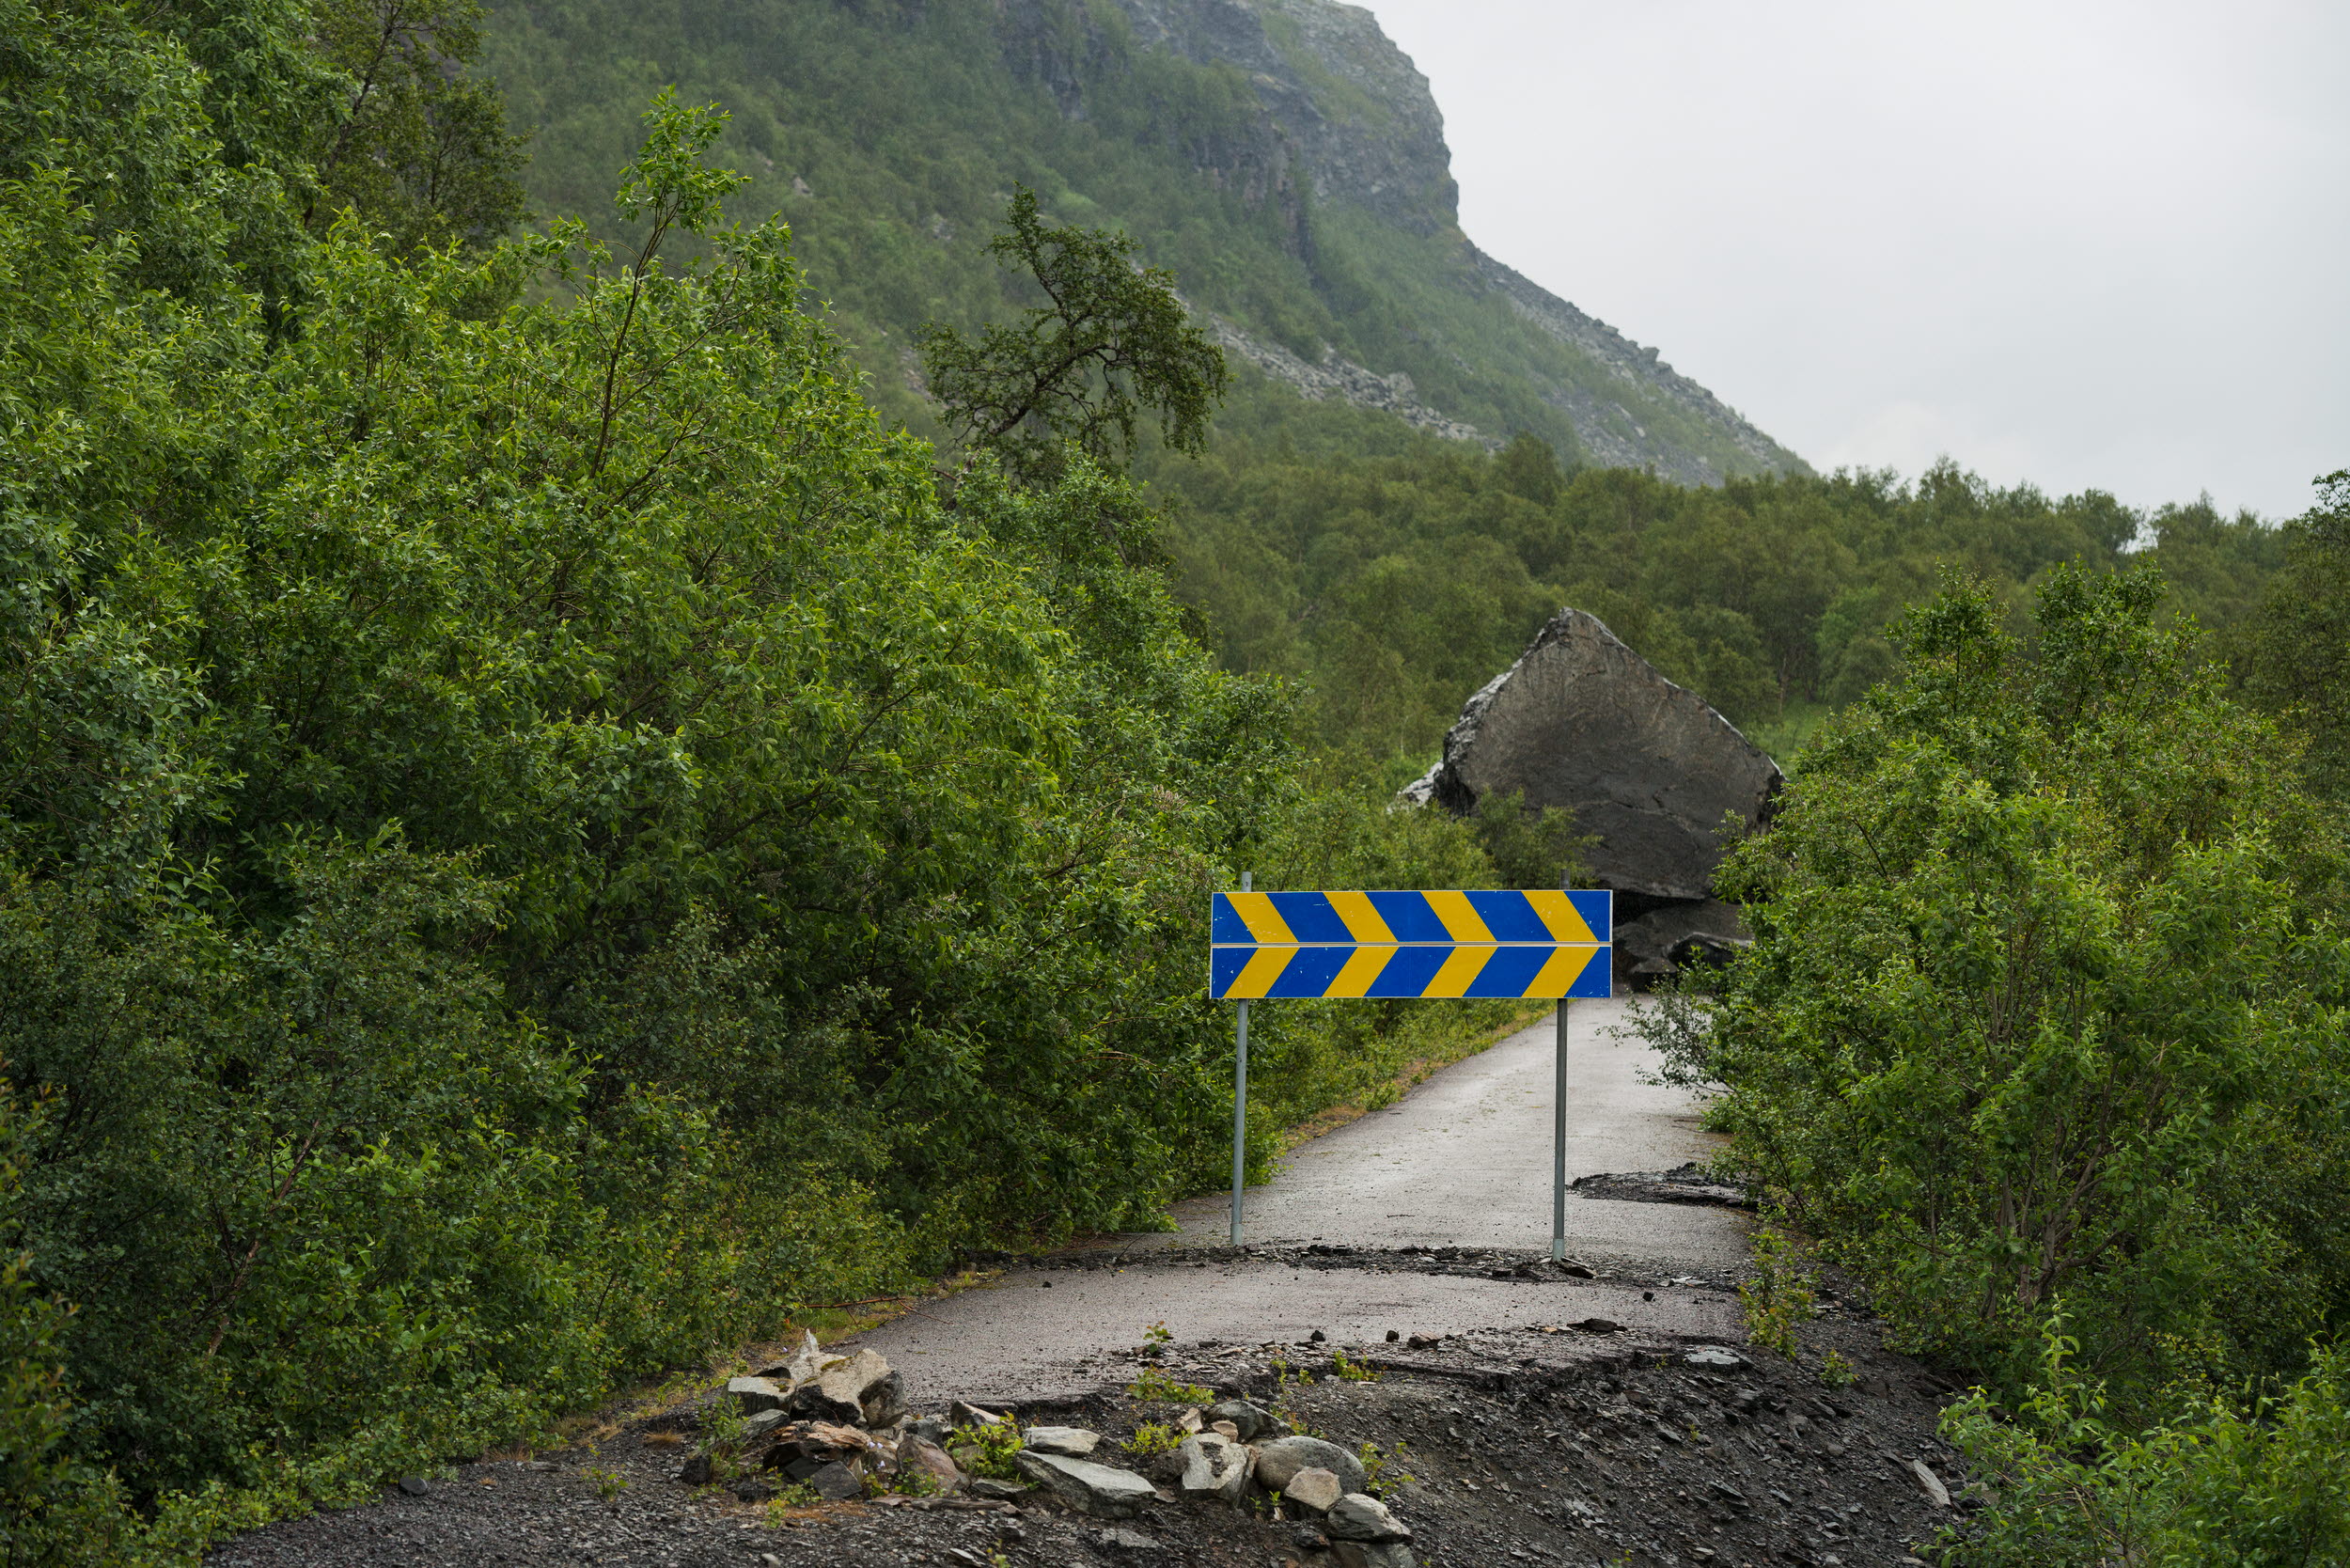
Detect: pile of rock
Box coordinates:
(1178, 1408, 1412, 1568)
(679, 1335, 916, 1499)
(680, 1339, 1418, 1566)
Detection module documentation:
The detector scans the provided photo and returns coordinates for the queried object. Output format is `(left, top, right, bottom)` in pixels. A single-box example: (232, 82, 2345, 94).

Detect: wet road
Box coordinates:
(1146, 996, 1741, 1261)
(854, 998, 1748, 1404)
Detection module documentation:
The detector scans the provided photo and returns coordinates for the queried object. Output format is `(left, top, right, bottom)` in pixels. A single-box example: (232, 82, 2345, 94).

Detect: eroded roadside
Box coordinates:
(209, 1006, 1976, 1567)
(211, 1294, 1968, 1568)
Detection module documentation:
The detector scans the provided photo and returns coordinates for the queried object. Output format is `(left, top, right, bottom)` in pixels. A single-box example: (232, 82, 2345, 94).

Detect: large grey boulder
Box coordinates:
(1013, 1450, 1158, 1517)
(1402, 608, 1781, 903)
(1253, 1435, 1366, 1497)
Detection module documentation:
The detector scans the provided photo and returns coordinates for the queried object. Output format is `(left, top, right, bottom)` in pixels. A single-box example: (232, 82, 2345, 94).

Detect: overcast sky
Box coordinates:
(1361, 0, 2348, 520)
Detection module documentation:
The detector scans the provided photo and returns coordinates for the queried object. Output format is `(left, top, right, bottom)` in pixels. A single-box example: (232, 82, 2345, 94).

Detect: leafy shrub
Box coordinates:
(695, 1400, 752, 1481)
(763, 1483, 821, 1516)
(1649, 565, 2350, 1405)
(0, 46, 1324, 1547)
(891, 1460, 944, 1498)
(0, 1080, 140, 1566)
(1355, 1440, 1416, 1498)
(944, 1417, 1025, 1482)
(0, 0, 1646, 1550)
(2234, 470, 2350, 798)
(1737, 1222, 1818, 1360)
(1129, 1367, 1214, 1405)
(1124, 1422, 1184, 1458)
(1941, 1325, 2350, 1567)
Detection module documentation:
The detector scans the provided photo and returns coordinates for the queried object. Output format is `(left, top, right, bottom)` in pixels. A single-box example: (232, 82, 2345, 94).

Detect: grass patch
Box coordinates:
(1277, 1001, 1550, 1152)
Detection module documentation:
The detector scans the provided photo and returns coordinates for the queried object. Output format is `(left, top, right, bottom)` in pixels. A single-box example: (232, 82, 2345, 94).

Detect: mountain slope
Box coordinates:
(482, 0, 1805, 483)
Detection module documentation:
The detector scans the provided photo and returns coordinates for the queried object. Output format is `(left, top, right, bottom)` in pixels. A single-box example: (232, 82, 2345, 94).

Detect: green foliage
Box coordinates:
(1264, 1353, 1317, 1435)
(1738, 1222, 1818, 1360)
(1330, 1350, 1380, 1383)
(921, 186, 1227, 484)
(2, 11, 1415, 1544)
(1940, 1324, 2350, 1567)
(1628, 976, 1721, 1093)
(0, 1083, 143, 1566)
(2238, 470, 2350, 798)
(1650, 564, 2350, 1405)
(944, 1417, 1024, 1482)
(1151, 429, 2280, 769)
(891, 1458, 944, 1498)
(0, 0, 336, 310)
(763, 1482, 821, 1515)
(1817, 1350, 1856, 1389)
(1355, 1439, 1416, 1499)
(695, 1399, 750, 1478)
(304, 0, 529, 250)
(0, 845, 659, 1506)
(580, 1462, 627, 1502)
(1128, 1366, 1214, 1406)
(1123, 1421, 1183, 1459)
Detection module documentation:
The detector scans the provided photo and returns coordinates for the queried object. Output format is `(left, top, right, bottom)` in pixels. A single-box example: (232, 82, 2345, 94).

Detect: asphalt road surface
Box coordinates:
(1148, 996, 1741, 1260)
(857, 998, 1749, 1405)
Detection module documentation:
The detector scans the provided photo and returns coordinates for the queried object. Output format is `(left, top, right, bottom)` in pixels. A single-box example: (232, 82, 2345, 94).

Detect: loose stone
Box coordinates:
(1324, 1493, 1411, 1543)
(727, 1374, 788, 1414)
(1021, 1424, 1102, 1457)
(1012, 1450, 1158, 1518)
(1175, 1433, 1252, 1504)
(1253, 1435, 1368, 1497)
(1281, 1466, 1343, 1513)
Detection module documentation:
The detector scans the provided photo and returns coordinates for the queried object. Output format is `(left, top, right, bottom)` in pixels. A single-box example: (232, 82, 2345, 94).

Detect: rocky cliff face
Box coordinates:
(1465, 250, 1790, 479)
(995, 0, 1801, 482)
(1101, 0, 1456, 234)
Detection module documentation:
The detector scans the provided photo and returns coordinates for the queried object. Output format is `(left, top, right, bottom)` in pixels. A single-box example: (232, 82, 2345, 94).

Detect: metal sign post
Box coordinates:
(1552, 1000, 1570, 1261)
(1230, 871, 1250, 1246)
(1214, 885, 1610, 1247)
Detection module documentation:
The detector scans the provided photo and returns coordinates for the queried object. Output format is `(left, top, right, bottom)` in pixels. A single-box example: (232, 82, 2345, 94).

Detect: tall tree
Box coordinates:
(304, 0, 527, 251)
(919, 186, 1227, 484)
(2237, 469, 2350, 797)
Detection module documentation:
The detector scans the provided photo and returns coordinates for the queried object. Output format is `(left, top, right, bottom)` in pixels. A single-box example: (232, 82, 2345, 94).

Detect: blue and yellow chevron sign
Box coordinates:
(1210, 889, 1613, 1000)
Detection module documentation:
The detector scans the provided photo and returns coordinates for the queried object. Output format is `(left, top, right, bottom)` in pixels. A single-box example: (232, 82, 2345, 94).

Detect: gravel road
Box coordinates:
(853, 998, 1751, 1405)
(1148, 996, 1743, 1260)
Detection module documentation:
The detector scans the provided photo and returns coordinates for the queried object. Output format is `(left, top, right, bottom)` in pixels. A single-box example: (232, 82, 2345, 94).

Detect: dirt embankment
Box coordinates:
(212, 1255, 1969, 1568)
